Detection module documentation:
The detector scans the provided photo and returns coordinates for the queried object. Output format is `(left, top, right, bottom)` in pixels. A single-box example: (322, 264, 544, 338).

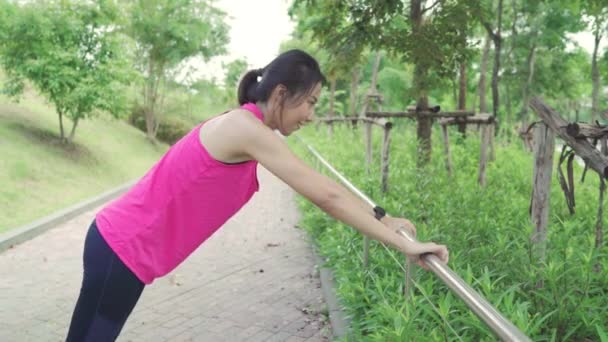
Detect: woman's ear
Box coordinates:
(272, 84, 288, 101)
(269, 85, 288, 112)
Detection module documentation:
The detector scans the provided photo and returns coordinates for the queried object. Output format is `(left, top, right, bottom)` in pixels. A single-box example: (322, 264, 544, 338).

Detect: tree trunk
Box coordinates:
(328, 74, 336, 136)
(155, 63, 168, 137)
(349, 66, 360, 118)
(412, 0, 432, 167)
(329, 75, 336, 118)
(458, 63, 467, 110)
(491, 0, 503, 121)
(521, 41, 537, 127)
(68, 117, 79, 143)
(416, 86, 432, 166)
(452, 78, 458, 108)
(480, 0, 503, 122)
(506, 81, 512, 131)
(370, 52, 382, 92)
(57, 108, 65, 142)
(479, 35, 491, 114)
(458, 63, 467, 134)
(144, 56, 161, 141)
(359, 52, 382, 119)
(591, 26, 602, 123)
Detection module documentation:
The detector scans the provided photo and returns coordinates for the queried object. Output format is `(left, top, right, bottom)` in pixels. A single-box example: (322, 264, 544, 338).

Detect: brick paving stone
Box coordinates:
(1, 167, 331, 341)
(234, 324, 264, 340)
(245, 329, 277, 342)
(265, 331, 298, 342)
(305, 329, 333, 342)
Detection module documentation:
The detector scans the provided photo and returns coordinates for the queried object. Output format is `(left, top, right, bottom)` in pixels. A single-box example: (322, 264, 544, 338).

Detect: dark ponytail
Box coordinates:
(237, 49, 325, 106)
(237, 68, 264, 105)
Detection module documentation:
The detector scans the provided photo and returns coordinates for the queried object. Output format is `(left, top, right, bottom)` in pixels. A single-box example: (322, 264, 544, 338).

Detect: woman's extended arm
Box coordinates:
(229, 112, 448, 263)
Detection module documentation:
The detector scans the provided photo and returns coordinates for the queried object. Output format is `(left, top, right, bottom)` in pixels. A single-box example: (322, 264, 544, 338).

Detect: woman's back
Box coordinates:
(95, 104, 264, 284)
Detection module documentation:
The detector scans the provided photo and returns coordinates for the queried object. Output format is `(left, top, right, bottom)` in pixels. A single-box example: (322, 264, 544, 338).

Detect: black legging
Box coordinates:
(66, 220, 145, 341)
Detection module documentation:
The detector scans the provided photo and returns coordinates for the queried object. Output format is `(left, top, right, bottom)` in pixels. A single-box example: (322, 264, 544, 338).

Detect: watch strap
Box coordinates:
(373, 206, 386, 220)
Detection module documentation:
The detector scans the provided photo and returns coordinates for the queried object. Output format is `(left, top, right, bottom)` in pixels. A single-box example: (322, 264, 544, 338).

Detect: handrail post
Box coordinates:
(404, 255, 413, 299)
(363, 121, 373, 269)
(381, 123, 391, 193)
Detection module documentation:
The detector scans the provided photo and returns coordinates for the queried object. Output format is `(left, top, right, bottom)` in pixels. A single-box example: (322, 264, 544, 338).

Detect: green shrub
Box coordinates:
(129, 104, 192, 145)
(156, 116, 192, 145)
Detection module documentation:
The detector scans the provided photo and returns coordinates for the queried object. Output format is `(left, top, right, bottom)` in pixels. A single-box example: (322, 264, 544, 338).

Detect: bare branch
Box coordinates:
(421, 0, 440, 15)
(530, 97, 608, 179)
(481, 20, 499, 42)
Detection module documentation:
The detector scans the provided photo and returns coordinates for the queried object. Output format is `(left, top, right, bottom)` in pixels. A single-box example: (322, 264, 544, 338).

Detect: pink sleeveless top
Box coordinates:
(96, 103, 263, 284)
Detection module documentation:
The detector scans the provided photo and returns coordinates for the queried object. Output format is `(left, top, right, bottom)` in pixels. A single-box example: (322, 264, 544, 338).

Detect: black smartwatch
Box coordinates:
(373, 206, 386, 221)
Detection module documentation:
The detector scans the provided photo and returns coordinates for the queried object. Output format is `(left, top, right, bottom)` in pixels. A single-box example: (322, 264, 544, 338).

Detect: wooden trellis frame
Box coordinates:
(529, 97, 606, 273)
(315, 117, 393, 194)
(315, 115, 392, 269)
(438, 114, 496, 186)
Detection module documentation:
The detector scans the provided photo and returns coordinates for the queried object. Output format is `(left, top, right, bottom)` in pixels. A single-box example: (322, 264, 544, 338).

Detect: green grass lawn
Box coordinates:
(0, 88, 170, 232)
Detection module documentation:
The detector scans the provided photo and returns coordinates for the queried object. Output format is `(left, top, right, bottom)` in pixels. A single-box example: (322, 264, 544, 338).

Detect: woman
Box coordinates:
(66, 49, 448, 341)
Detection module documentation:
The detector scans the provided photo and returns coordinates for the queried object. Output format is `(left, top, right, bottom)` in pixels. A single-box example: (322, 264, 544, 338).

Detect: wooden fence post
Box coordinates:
(530, 123, 555, 284)
(363, 240, 370, 269)
(489, 123, 496, 161)
(441, 124, 453, 177)
(381, 124, 392, 193)
(595, 137, 607, 272)
(365, 122, 372, 174)
(478, 124, 491, 186)
(404, 257, 413, 299)
(363, 122, 374, 268)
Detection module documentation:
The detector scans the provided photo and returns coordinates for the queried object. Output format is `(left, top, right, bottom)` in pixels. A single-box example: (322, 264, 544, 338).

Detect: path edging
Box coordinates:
(311, 244, 352, 340)
(0, 180, 136, 253)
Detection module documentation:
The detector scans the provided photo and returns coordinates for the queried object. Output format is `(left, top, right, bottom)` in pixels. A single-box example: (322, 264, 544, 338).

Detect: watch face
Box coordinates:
(374, 206, 385, 219)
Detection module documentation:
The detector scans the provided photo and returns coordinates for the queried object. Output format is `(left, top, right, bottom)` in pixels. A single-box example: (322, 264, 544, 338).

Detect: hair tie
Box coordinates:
(255, 68, 264, 82)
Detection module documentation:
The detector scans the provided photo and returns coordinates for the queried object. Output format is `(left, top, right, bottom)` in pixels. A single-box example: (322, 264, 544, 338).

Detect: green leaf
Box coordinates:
(598, 325, 608, 342)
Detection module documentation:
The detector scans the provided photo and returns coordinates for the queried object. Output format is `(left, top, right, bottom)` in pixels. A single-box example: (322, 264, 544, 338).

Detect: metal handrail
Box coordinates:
(295, 136, 531, 342)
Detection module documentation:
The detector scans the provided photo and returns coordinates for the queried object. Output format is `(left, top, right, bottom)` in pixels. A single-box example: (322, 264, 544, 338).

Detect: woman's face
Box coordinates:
(277, 82, 322, 136)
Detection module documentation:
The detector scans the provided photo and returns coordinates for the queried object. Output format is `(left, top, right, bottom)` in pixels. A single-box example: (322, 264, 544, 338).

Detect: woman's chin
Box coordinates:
(283, 127, 300, 136)
(276, 128, 292, 137)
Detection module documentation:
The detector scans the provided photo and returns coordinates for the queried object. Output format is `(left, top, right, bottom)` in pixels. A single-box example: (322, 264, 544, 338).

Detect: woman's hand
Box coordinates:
(380, 216, 416, 238)
(403, 241, 449, 269)
(381, 216, 448, 269)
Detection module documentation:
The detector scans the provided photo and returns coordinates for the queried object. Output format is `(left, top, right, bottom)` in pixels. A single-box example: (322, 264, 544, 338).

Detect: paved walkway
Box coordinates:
(0, 167, 331, 341)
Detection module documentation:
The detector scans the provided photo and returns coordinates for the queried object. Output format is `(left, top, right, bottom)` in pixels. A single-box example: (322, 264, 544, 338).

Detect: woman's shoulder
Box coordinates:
(204, 108, 256, 129)
(225, 107, 260, 119)
(219, 108, 267, 132)
(200, 107, 270, 149)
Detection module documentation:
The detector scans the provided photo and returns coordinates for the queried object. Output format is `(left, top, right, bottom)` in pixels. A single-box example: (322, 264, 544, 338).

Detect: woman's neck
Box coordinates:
(255, 102, 277, 130)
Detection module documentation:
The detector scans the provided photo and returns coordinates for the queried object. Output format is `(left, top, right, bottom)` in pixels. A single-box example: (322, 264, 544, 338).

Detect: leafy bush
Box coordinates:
(291, 124, 608, 341)
(129, 104, 192, 145)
